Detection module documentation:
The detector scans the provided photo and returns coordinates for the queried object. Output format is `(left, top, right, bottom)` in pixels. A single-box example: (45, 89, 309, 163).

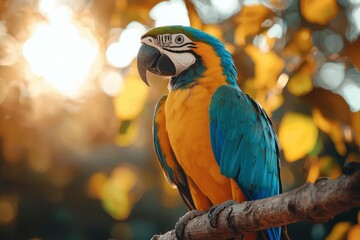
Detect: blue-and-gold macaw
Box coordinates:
(137, 26, 282, 240)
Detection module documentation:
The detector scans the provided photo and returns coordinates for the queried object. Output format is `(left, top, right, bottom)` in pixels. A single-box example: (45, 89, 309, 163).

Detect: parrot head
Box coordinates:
(137, 25, 237, 89)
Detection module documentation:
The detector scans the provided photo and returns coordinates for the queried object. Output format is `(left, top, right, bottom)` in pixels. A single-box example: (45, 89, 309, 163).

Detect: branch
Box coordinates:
(152, 162, 360, 240)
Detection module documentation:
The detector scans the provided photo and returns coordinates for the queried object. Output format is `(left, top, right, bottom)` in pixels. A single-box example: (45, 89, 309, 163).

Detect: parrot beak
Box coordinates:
(137, 43, 176, 86)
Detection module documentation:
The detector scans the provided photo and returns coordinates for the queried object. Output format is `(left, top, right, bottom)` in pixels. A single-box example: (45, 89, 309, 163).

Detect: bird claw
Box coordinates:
(208, 200, 238, 228)
(175, 210, 206, 240)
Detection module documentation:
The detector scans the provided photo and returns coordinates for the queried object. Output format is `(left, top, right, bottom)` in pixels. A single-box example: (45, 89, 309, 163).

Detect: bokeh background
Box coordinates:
(0, 0, 359, 239)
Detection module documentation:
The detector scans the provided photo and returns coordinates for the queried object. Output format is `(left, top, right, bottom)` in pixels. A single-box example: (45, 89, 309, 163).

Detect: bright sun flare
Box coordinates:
(22, 4, 100, 99)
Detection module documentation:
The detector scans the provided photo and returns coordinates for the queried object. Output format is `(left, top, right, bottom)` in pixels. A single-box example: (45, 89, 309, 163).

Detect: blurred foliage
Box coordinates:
(0, 0, 359, 240)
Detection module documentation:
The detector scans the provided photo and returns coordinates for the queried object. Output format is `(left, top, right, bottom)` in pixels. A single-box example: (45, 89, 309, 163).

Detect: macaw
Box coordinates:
(137, 26, 282, 240)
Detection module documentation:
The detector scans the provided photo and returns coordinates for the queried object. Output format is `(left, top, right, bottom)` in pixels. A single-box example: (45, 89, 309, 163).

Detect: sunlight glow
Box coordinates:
(106, 22, 146, 68)
(262, 0, 293, 10)
(253, 34, 270, 52)
(340, 81, 360, 112)
(193, 0, 242, 23)
(267, 19, 286, 39)
(38, 0, 58, 16)
(210, 0, 242, 16)
(337, 69, 360, 112)
(150, 0, 190, 26)
(99, 70, 124, 96)
(351, 6, 360, 31)
(22, 4, 100, 99)
(277, 73, 289, 89)
(316, 62, 345, 90)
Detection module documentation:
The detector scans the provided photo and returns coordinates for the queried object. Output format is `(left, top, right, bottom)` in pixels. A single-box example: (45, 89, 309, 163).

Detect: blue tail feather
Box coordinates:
(265, 226, 281, 240)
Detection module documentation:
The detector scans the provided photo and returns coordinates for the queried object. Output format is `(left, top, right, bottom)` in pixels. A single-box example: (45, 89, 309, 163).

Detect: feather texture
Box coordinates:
(153, 95, 195, 210)
(209, 85, 281, 240)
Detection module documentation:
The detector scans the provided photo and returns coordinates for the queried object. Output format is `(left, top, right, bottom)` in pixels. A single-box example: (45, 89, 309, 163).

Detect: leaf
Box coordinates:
(318, 156, 342, 179)
(307, 160, 320, 183)
(351, 111, 360, 147)
(326, 222, 352, 240)
(234, 4, 272, 46)
(100, 166, 139, 220)
(287, 57, 315, 96)
(113, 65, 149, 120)
(300, 0, 339, 25)
(87, 172, 108, 199)
(184, 0, 203, 29)
(306, 155, 341, 183)
(203, 25, 223, 41)
(245, 44, 285, 89)
(308, 138, 323, 158)
(101, 177, 132, 220)
(114, 120, 139, 147)
(302, 88, 351, 124)
(265, 93, 284, 114)
(278, 113, 319, 162)
(284, 28, 313, 55)
(312, 107, 347, 155)
(348, 225, 360, 240)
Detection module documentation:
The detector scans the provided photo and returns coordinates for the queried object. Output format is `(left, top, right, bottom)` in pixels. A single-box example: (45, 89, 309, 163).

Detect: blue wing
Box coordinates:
(153, 95, 195, 210)
(209, 85, 281, 240)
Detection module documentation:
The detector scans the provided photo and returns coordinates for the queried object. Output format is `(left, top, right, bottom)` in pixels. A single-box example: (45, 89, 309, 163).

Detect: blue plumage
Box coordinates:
(209, 85, 281, 240)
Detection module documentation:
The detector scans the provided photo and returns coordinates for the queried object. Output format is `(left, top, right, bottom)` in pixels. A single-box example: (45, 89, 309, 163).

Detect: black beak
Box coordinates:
(137, 43, 176, 86)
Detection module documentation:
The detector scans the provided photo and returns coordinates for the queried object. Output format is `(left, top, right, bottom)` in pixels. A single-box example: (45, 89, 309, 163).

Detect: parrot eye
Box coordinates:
(175, 35, 185, 44)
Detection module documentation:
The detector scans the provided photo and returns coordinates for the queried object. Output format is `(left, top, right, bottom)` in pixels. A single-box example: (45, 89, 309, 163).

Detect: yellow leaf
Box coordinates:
(278, 113, 318, 162)
(266, 93, 284, 114)
(114, 121, 139, 147)
(284, 28, 313, 55)
(101, 179, 132, 220)
(318, 156, 342, 179)
(348, 225, 360, 240)
(113, 67, 149, 120)
(351, 111, 360, 147)
(203, 25, 223, 40)
(287, 72, 313, 96)
(234, 4, 272, 46)
(307, 160, 320, 183)
(185, 0, 203, 29)
(300, 0, 339, 25)
(245, 45, 284, 89)
(287, 57, 315, 96)
(100, 166, 140, 221)
(313, 108, 346, 155)
(242, 79, 257, 98)
(326, 222, 352, 240)
(87, 173, 108, 199)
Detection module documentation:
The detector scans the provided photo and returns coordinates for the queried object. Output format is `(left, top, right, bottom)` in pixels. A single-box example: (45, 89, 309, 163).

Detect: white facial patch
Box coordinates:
(141, 34, 197, 76)
(165, 51, 196, 76)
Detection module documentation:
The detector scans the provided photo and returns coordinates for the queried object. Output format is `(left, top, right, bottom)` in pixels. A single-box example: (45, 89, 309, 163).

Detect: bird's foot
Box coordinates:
(175, 210, 206, 240)
(208, 200, 238, 228)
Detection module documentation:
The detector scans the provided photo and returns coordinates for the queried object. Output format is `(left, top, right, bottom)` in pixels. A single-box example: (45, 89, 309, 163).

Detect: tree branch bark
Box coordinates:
(151, 162, 360, 240)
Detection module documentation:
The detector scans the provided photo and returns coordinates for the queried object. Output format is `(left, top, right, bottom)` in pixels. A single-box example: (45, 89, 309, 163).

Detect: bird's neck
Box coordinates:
(168, 59, 238, 91)
(169, 59, 205, 89)
(169, 42, 238, 91)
